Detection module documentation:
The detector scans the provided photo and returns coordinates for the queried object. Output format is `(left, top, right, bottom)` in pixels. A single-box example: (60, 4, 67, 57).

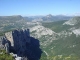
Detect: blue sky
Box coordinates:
(0, 0, 80, 16)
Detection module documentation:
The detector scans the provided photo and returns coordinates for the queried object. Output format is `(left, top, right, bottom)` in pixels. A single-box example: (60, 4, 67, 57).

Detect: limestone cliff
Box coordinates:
(1, 29, 42, 60)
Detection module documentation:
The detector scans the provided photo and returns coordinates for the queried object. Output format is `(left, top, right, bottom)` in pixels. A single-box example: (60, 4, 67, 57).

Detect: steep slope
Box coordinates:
(63, 16, 80, 36)
(63, 16, 80, 26)
(31, 17, 80, 60)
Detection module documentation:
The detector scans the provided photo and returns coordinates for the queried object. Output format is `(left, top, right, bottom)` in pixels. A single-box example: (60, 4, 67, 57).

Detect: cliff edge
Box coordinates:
(1, 29, 42, 60)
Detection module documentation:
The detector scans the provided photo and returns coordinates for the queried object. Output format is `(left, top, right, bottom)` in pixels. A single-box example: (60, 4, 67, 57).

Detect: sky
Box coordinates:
(0, 0, 80, 16)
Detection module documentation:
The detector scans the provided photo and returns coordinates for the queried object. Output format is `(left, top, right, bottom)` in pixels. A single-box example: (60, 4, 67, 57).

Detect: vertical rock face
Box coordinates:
(5, 29, 30, 53)
(5, 43, 9, 53)
(5, 29, 30, 46)
(2, 29, 42, 60)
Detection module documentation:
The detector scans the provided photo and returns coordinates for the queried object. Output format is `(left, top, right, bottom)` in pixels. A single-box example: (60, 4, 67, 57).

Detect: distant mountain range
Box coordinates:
(41, 14, 72, 21)
(24, 14, 72, 22)
(0, 15, 23, 21)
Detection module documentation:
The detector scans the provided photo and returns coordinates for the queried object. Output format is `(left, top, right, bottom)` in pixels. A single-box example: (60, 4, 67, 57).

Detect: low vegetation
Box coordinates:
(0, 49, 14, 60)
(42, 20, 72, 32)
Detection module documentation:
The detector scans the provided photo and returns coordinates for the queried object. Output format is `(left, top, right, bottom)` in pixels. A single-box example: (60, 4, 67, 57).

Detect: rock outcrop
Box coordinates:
(0, 36, 5, 49)
(5, 29, 30, 54)
(1, 29, 42, 60)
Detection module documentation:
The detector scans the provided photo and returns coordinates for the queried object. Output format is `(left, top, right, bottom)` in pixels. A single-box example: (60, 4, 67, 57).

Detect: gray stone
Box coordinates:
(0, 36, 5, 49)
(4, 29, 31, 54)
(10, 53, 17, 58)
(5, 43, 9, 53)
